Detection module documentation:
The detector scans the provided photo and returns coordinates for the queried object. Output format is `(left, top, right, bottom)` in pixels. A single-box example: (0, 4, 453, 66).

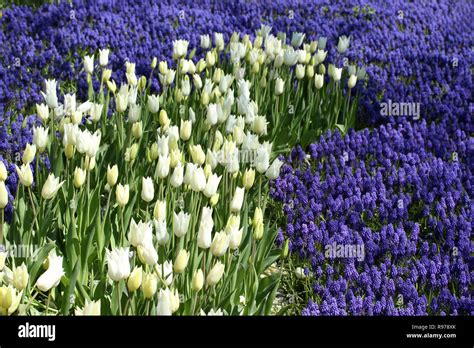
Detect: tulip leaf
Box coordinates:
(28, 242, 55, 286)
(60, 261, 80, 315)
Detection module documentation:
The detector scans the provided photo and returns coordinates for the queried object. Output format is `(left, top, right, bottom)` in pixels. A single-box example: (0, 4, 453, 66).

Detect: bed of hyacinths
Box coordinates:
(0, 1, 471, 317)
(0, 29, 362, 315)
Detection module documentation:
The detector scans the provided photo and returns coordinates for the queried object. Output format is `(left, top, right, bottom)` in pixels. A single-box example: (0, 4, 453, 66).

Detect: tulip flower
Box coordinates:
(337, 35, 350, 54)
(0, 251, 6, 271)
(211, 231, 230, 257)
(230, 187, 245, 213)
(173, 39, 189, 58)
(314, 74, 324, 89)
(192, 269, 204, 292)
(156, 155, 171, 179)
(36, 103, 49, 124)
(41, 79, 58, 109)
(0, 162, 7, 181)
(99, 48, 109, 66)
(72, 167, 86, 189)
(107, 165, 118, 187)
(156, 288, 172, 315)
(200, 308, 224, 316)
(214, 32, 225, 51)
(173, 211, 190, 238)
(12, 263, 29, 291)
(153, 200, 166, 222)
(275, 78, 284, 96)
(154, 219, 169, 245)
(174, 249, 189, 273)
(265, 158, 284, 180)
(128, 219, 153, 248)
(0, 285, 22, 315)
(291, 32, 305, 48)
(197, 206, 214, 249)
(200, 34, 211, 49)
(84, 55, 94, 74)
(36, 250, 64, 292)
(75, 300, 101, 315)
(348, 74, 357, 89)
(179, 119, 192, 141)
(147, 94, 160, 114)
(22, 144, 36, 165)
(170, 163, 184, 187)
(0, 181, 8, 209)
(255, 146, 270, 173)
(141, 177, 154, 203)
(127, 266, 143, 292)
(203, 173, 222, 198)
(116, 184, 129, 207)
(33, 126, 49, 153)
(106, 247, 130, 282)
(137, 243, 158, 266)
(206, 261, 225, 286)
(41, 173, 65, 200)
(228, 227, 243, 250)
(15, 164, 33, 187)
(191, 166, 206, 192)
(142, 272, 158, 299)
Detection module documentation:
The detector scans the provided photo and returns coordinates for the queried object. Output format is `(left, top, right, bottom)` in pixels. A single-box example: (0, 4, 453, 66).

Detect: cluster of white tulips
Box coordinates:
(0, 25, 363, 316)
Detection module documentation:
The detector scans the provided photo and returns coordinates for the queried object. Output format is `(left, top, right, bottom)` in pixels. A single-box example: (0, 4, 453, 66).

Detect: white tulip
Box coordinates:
(36, 103, 49, 123)
(206, 261, 225, 286)
(99, 48, 109, 66)
(156, 288, 172, 315)
(15, 164, 33, 187)
(173, 211, 190, 238)
(348, 74, 357, 89)
(230, 187, 245, 213)
(33, 126, 49, 153)
(106, 247, 130, 282)
(255, 146, 270, 173)
(170, 162, 184, 187)
(265, 158, 284, 180)
(128, 218, 153, 248)
(197, 206, 213, 249)
(275, 78, 284, 96)
(75, 300, 101, 315)
(211, 231, 230, 257)
(204, 173, 222, 198)
(154, 219, 169, 245)
(156, 155, 170, 179)
(36, 250, 64, 291)
(314, 74, 324, 89)
(41, 173, 64, 200)
(0, 181, 8, 209)
(173, 39, 189, 58)
(141, 177, 154, 202)
(41, 79, 58, 108)
(90, 103, 103, 122)
(190, 166, 206, 192)
(128, 103, 141, 123)
(337, 35, 350, 54)
(84, 55, 94, 74)
(291, 32, 305, 48)
(201, 34, 211, 49)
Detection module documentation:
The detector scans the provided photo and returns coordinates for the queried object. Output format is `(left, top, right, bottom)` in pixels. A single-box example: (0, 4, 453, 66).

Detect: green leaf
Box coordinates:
(60, 261, 80, 315)
(29, 242, 55, 286)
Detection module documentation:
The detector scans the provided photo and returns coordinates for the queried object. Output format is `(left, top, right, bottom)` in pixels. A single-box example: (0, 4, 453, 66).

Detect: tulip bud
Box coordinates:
(0, 181, 7, 209)
(306, 65, 315, 79)
(142, 272, 157, 299)
(153, 200, 166, 222)
(159, 110, 170, 129)
(0, 252, 6, 271)
(174, 249, 189, 273)
(206, 262, 225, 287)
(107, 165, 118, 187)
(151, 57, 157, 69)
(159, 61, 168, 75)
(252, 62, 260, 74)
(0, 162, 7, 181)
(150, 143, 159, 161)
(190, 145, 206, 165)
(275, 78, 284, 96)
(314, 73, 324, 89)
(192, 269, 204, 292)
(210, 193, 219, 207)
(116, 184, 130, 207)
(22, 144, 36, 165)
(73, 167, 86, 188)
(295, 64, 305, 80)
(348, 74, 357, 89)
(230, 187, 245, 213)
(242, 169, 255, 190)
(131, 121, 143, 139)
(127, 266, 143, 292)
(282, 239, 289, 258)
